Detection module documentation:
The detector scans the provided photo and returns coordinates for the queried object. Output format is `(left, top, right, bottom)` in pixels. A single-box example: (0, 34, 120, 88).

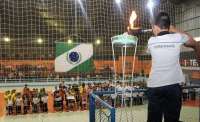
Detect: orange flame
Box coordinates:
(129, 11, 137, 29)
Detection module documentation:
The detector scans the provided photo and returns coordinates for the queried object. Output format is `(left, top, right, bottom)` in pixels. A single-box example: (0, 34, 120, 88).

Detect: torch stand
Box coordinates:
(111, 33, 138, 122)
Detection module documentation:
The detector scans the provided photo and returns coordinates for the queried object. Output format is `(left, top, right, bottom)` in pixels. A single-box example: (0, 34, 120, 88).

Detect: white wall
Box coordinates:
(176, 4, 200, 38)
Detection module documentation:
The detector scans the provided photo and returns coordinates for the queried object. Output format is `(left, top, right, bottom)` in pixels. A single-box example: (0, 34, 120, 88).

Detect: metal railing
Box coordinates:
(89, 93, 116, 122)
(89, 86, 200, 122)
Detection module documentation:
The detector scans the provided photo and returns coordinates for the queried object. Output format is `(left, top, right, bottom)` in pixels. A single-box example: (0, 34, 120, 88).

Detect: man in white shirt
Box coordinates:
(146, 12, 200, 122)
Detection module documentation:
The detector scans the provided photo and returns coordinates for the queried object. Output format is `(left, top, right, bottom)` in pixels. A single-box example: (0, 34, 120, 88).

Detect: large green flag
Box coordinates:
(55, 42, 94, 73)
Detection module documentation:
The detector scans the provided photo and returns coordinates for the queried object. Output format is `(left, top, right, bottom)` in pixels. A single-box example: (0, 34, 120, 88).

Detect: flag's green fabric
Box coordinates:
(55, 42, 94, 73)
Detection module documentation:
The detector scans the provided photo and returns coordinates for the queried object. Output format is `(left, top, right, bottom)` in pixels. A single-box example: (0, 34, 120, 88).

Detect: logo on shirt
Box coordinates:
(154, 44, 175, 48)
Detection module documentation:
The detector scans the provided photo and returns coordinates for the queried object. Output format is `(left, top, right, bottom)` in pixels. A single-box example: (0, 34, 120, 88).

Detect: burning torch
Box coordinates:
(127, 11, 152, 35)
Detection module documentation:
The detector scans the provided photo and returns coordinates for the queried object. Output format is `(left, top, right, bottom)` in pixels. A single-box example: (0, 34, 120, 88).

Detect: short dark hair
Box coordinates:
(154, 12, 170, 29)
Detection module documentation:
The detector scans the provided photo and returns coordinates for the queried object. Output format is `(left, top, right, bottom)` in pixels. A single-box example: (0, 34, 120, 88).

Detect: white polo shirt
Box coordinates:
(147, 33, 189, 88)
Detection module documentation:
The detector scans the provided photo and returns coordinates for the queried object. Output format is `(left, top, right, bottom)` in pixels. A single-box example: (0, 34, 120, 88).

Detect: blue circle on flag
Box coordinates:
(67, 51, 81, 64)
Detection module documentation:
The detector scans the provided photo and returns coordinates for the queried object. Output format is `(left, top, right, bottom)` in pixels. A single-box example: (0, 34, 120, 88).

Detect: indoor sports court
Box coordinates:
(0, 0, 200, 122)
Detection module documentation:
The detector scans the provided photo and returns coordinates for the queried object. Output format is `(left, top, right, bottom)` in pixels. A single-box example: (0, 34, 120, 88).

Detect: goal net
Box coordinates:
(0, 0, 199, 83)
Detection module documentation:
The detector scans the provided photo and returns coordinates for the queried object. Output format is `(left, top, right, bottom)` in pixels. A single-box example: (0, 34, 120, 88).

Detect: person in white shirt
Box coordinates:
(145, 12, 199, 122)
(7, 96, 13, 115)
(32, 95, 40, 113)
(41, 94, 48, 112)
(15, 93, 22, 114)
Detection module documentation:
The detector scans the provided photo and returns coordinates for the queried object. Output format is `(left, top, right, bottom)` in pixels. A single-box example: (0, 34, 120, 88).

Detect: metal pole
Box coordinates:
(121, 46, 124, 108)
(111, 108, 116, 122)
(112, 43, 117, 108)
(119, 46, 124, 122)
(122, 44, 127, 86)
(130, 41, 138, 122)
(131, 41, 138, 82)
(199, 90, 200, 122)
(75, 0, 77, 35)
(112, 43, 117, 92)
(89, 94, 95, 122)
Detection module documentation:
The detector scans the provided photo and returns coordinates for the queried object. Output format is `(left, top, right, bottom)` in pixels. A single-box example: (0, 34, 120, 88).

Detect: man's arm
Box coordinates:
(170, 26, 200, 65)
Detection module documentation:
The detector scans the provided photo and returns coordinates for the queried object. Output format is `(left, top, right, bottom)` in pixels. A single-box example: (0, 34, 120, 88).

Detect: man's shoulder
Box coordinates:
(147, 37, 155, 45)
(148, 33, 182, 45)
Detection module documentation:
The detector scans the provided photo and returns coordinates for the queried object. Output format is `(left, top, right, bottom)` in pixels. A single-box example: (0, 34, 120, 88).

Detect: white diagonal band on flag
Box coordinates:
(55, 43, 93, 72)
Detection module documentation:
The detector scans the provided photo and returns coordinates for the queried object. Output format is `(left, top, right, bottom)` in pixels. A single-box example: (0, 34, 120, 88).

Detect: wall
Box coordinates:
(175, 3, 200, 80)
(176, 3, 200, 39)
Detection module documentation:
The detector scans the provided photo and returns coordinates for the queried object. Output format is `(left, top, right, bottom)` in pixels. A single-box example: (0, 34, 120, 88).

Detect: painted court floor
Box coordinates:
(0, 105, 199, 122)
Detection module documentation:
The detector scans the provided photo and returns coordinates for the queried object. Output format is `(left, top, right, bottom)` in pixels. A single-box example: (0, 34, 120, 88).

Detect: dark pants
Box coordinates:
(8, 106, 13, 115)
(24, 105, 29, 114)
(16, 106, 21, 114)
(32, 104, 38, 113)
(147, 84, 182, 122)
(42, 103, 48, 112)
